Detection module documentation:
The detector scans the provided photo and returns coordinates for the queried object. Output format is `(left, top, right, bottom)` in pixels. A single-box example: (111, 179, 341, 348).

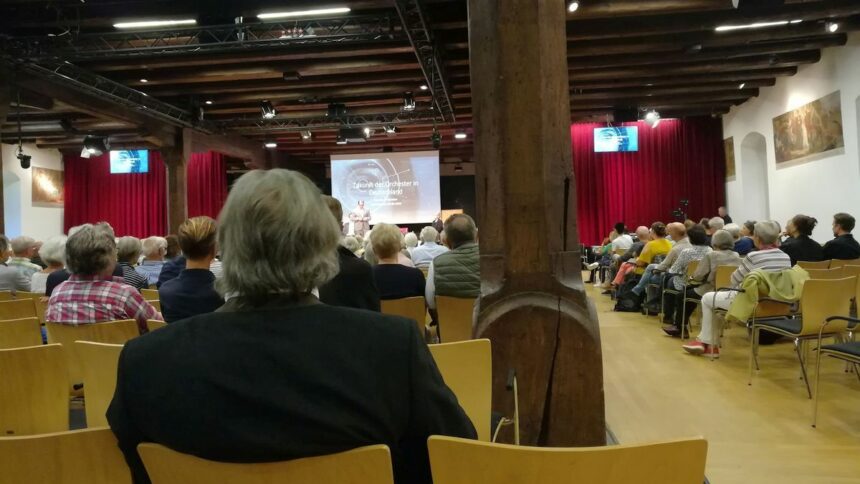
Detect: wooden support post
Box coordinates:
(468, 0, 605, 446)
(161, 129, 191, 235)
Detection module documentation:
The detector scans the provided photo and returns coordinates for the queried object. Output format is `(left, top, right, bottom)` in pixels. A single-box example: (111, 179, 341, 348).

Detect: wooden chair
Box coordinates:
(381, 297, 427, 336)
(749, 277, 856, 398)
(0, 299, 37, 320)
(812, 317, 860, 427)
(0, 291, 14, 301)
(660, 260, 699, 339)
(34, 297, 48, 324)
(0, 428, 132, 483)
(829, 258, 860, 269)
(796, 260, 831, 270)
(12, 291, 43, 301)
(804, 267, 844, 280)
(141, 288, 160, 300)
(138, 443, 394, 484)
(75, 342, 123, 428)
(429, 339, 492, 441)
(686, 265, 738, 355)
(46, 320, 138, 389)
(147, 319, 168, 332)
(0, 344, 69, 435)
(427, 435, 708, 484)
(435, 296, 477, 343)
(0, 317, 43, 349)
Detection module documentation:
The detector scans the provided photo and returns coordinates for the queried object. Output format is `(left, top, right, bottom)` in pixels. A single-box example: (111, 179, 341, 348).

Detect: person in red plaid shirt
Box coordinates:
(46, 222, 162, 333)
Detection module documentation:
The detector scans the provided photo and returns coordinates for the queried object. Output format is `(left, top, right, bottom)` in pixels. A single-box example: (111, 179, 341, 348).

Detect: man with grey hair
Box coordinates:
(116, 236, 148, 291)
(136, 236, 167, 285)
(0, 235, 31, 292)
(8, 235, 41, 279)
(410, 226, 449, 268)
(425, 214, 479, 310)
(107, 169, 474, 484)
(684, 220, 790, 357)
(46, 223, 161, 334)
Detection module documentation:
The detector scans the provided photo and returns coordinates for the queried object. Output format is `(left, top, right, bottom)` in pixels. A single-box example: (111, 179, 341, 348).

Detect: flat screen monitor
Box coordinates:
(594, 126, 639, 152)
(109, 150, 149, 174)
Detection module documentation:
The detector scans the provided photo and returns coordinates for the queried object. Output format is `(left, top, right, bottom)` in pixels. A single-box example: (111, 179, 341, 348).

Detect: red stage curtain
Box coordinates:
(63, 151, 167, 237)
(187, 151, 227, 220)
(572, 117, 725, 246)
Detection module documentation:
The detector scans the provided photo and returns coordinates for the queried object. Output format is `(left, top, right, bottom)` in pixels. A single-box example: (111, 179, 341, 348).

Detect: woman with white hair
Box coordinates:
(410, 226, 449, 268)
(371, 223, 426, 300)
(29, 235, 66, 294)
(115, 236, 148, 291)
(136, 236, 167, 285)
(107, 169, 475, 484)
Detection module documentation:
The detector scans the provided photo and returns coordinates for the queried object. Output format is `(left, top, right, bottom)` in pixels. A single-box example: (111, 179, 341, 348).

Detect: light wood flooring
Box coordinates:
(591, 280, 860, 483)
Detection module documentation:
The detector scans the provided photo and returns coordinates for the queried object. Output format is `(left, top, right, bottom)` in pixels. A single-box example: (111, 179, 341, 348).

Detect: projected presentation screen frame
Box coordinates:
(330, 151, 441, 226)
(109, 150, 150, 174)
(594, 126, 639, 153)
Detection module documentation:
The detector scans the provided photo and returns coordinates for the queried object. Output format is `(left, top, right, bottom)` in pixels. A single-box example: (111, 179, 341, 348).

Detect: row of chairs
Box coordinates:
(381, 295, 476, 343)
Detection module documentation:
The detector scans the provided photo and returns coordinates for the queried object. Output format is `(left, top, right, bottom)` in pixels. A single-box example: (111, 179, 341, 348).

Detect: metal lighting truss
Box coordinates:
(1, 15, 401, 60)
(393, 0, 455, 123)
(219, 109, 441, 132)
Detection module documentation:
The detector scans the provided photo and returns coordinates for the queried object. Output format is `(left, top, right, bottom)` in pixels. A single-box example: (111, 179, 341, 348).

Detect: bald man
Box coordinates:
(631, 222, 689, 298)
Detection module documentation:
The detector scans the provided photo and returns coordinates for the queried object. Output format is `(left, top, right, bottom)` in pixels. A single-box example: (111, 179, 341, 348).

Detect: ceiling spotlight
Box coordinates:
(82, 135, 109, 158)
(790, 19, 803, 24)
(114, 19, 197, 29)
(402, 92, 416, 112)
(139, 78, 148, 83)
(419, 84, 428, 91)
(454, 132, 467, 140)
(363, 127, 373, 138)
(300, 130, 313, 142)
(16, 148, 31, 169)
(431, 128, 441, 149)
(568, 1, 580, 13)
(826, 21, 839, 33)
(264, 142, 277, 149)
(204, 100, 213, 105)
(384, 124, 398, 135)
(644, 110, 661, 128)
(739, 82, 746, 89)
(258, 7, 351, 20)
(261, 100, 277, 119)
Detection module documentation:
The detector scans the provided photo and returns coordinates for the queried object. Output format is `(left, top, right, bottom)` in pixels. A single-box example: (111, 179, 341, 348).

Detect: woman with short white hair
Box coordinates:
(116, 236, 148, 291)
(107, 169, 475, 484)
(371, 223, 426, 300)
(30, 235, 66, 294)
(136, 236, 168, 285)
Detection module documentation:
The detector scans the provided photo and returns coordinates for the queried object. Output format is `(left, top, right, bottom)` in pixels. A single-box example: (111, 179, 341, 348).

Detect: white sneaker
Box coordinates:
(586, 262, 599, 270)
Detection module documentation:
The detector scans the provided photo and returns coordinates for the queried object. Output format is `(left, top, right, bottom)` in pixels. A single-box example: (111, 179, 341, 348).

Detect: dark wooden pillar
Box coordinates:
(469, 0, 605, 446)
(161, 129, 191, 235)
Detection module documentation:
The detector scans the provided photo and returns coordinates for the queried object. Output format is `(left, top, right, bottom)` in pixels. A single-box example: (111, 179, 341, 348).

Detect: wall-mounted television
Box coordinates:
(594, 127, 639, 153)
(109, 150, 149, 174)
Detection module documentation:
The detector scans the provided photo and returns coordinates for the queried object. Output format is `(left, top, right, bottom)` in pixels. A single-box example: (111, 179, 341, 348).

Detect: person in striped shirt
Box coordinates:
(682, 221, 790, 357)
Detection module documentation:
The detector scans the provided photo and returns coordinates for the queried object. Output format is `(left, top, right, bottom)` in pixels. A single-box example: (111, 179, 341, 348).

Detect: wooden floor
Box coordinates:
(591, 279, 860, 484)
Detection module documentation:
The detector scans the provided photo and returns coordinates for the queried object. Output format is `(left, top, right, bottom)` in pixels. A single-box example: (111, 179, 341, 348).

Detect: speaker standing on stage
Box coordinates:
(349, 200, 372, 237)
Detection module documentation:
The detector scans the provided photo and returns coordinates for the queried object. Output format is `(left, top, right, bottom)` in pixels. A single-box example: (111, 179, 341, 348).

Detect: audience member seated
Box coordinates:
(8, 236, 41, 279)
(30, 240, 46, 268)
(106, 169, 475, 484)
(410, 226, 449, 268)
(659, 225, 712, 333)
(157, 250, 223, 288)
(682, 221, 790, 357)
(404, 232, 419, 255)
(341, 235, 362, 256)
(371, 223, 426, 300)
(718, 206, 733, 224)
(46, 223, 162, 333)
(587, 223, 634, 284)
(600, 225, 650, 289)
(0, 235, 31, 292)
(611, 223, 634, 251)
(318, 196, 381, 311)
(116, 236, 149, 292)
(780, 214, 824, 265)
(45, 225, 124, 296)
(165, 234, 182, 261)
(734, 220, 756, 256)
(611, 222, 671, 287)
(158, 217, 225, 323)
(704, 217, 725, 246)
(631, 222, 688, 298)
(822, 212, 860, 261)
(136, 236, 167, 286)
(426, 214, 480, 310)
(29, 235, 66, 295)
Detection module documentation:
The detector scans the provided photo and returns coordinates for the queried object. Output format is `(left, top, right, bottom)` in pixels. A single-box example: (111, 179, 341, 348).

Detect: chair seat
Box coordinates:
(820, 341, 860, 360)
(755, 318, 801, 335)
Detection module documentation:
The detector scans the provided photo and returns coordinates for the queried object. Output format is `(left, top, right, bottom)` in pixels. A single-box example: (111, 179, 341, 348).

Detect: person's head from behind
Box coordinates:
(341, 236, 361, 255)
(370, 223, 404, 261)
(687, 224, 708, 246)
(218, 169, 340, 305)
(707, 217, 725, 234)
(753, 221, 780, 249)
(141, 236, 167, 261)
(404, 232, 418, 249)
(322, 195, 344, 226)
(742, 220, 756, 237)
(711, 229, 735, 251)
(789, 214, 818, 238)
(165, 234, 181, 259)
(614, 222, 626, 235)
(683, 219, 696, 231)
(10, 236, 36, 258)
(39, 235, 67, 269)
(667, 222, 686, 241)
(634, 226, 650, 241)
(420, 226, 438, 244)
(116, 236, 142, 265)
(650, 222, 667, 240)
(66, 223, 117, 277)
(178, 216, 218, 264)
(718, 206, 728, 218)
(833, 212, 855, 237)
(699, 218, 711, 230)
(723, 223, 741, 241)
(442, 214, 477, 249)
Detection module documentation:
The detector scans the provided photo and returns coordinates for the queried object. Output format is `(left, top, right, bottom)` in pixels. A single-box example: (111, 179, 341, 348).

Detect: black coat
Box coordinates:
(107, 298, 475, 484)
(319, 246, 381, 311)
(822, 234, 860, 261)
(780, 235, 824, 266)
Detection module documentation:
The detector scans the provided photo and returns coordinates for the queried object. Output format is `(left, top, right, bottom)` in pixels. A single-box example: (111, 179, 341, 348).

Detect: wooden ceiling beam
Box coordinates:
(569, 68, 794, 89)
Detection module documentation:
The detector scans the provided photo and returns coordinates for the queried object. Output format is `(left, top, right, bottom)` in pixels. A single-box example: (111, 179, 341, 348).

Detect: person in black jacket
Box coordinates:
(780, 214, 824, 266)
(107, 169, 474, 484)
(318, 195, 381, 311)
(823, 212, 860, 261)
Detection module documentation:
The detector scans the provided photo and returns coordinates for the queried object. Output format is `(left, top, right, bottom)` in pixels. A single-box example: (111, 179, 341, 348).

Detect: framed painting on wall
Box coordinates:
(31, 167, 64, 207)
(724, 137, 736, 181)
(772, 91, 844, 165)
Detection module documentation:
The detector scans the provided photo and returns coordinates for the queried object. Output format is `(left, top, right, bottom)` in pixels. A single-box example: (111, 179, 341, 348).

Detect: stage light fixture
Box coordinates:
(384, 125, 398, 135)
(16, 148, 31, 169)
(739, 82, 746, 89)
(139, 78, 148, 83)
(82, 135, 109, 158)
(300, 130, 313, 142)
(419, 84, 428, 91)
(431, 128, 441, 149)
(454, 132, 467, 140)
(826, 21, 839, 33)
(114, 19, 197, 29)
(265, 142, 277, 148)
(568, 1, 580, 13)
(258, 7, 350, 20)
(205, 100, 213, 105)
(261, 100, 277, 119)
(644, 110, 661, 128)
(402, 92, 416, 112)
(363, 127, 373, 138)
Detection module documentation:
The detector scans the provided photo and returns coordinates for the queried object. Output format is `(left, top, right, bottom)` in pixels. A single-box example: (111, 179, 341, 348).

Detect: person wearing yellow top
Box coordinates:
(634, 222, 672, 275)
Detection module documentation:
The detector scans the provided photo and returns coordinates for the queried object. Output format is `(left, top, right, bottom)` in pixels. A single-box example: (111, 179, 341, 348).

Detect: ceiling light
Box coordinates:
(82, 135, 109, 158)
(114, 19, 197, 29)
(567, 1, 580, 13)
(204, 100, 213, 105)
(454, 132, 467, 140)
(402, 92, 416, 112)
(264, 142, 277, 149)
(300, 130, 313, 142)
(419, 84, 428, 91)
(384, 125, 397, 135)
(715, 20, 789, 32)
(139, 78, 148, 83)
(258, 7, 350, 20)
(790, 19, 803, 24)
(363, 127, 374, 138)
(739, 83, 746, 89)
(826, 21, 839, 33)
(644, 110, 661, 128)
(261, 100, 277, 119)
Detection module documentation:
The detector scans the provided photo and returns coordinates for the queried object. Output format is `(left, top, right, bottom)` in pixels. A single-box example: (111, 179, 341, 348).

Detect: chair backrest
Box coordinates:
(147, 299, 162, 312)
(12, 291, 43, 301)
(829, 258, 860, 269)
(804, 267, 844, 280)
(380, 297, 426, 335)
(0, 299, 37, 321)
(0, 291, 14, 301)
(841, 265, 860, 304)
(713, 265, 738, 290)
(34, 298, 48, 324)
(799, 277, 856, 336)
(684, 260, 699, 277)
(435, 296, 476, 343)
(796, 260, 831, 270)
(46, 320, 138, 388)
(141, 288, 159, 300)
(138, 443, 394, 484)
(429, 339, 492, 441)
(147, 319, 168, 332)
(74, 342, 123, 428)
(427, 436, 708, 484)
(0, 428, 132, 483)
(0, 344, 69, 435)
(0, 317, 43, 350)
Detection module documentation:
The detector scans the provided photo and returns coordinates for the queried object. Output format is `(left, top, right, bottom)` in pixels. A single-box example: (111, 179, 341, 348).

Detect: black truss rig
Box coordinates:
(218, 109, 441, 132)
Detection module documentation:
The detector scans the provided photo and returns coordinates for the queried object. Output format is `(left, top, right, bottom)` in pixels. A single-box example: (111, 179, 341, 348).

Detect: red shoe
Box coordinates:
(682, 340, 719, 358)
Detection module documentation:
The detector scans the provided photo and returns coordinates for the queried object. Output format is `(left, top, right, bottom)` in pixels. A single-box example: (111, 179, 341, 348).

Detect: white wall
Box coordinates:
(723, 32, 860, 243)
(2, 143, 64, 240)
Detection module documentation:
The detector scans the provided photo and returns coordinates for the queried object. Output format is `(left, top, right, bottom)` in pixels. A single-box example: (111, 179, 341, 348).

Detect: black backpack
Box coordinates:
(614, 275, 644, 312)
